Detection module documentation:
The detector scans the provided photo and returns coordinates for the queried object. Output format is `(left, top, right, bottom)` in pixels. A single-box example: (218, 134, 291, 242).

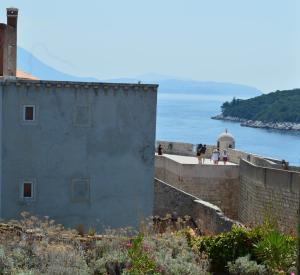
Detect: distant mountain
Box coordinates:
(17, 47, 261, 98)
(17, 47, 98, 82)
(104, 74, 262, 98)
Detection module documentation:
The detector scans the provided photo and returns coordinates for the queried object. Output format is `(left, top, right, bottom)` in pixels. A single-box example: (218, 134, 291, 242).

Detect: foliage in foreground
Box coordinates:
(228, 255, 267, 275)
(190, 224, 297, 274)
(0, 213, 209, 275)
(0, 213, 297, 274)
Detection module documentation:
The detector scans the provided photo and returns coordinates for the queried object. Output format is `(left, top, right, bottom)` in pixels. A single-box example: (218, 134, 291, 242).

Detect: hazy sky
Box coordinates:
(0, 0, 299, 91)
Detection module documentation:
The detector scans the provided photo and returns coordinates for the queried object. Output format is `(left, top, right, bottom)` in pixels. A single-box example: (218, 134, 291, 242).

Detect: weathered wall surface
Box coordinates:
(154, 178, 237, 234)
(239, 159, 300, 232)
(228, 149, 282, 169)
(156, 140, 195, 156)
(0, 79, 157, 231)
(155, 155, 240, 219)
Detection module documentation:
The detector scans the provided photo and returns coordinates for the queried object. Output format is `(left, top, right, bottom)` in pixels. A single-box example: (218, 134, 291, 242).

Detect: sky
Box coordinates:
(0, 0, 299, 92)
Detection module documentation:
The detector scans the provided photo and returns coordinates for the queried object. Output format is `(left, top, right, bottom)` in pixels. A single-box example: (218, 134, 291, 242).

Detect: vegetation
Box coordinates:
(0, 213, 297, 274)
(228, 255, 267, 275)
(0, 213, 209, 275)
(190, 223, 297, 274)
(221, 89, 300, 123)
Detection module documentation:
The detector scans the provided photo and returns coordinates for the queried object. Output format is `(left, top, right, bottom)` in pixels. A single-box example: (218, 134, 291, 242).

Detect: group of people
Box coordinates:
(211, 148, 229, 165)
(197, 144, 229, 165)
(158, 143, 229, 165)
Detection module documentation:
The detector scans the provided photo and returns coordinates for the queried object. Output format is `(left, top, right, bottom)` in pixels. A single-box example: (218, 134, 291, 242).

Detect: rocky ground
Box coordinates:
(212, 114, 300, 131)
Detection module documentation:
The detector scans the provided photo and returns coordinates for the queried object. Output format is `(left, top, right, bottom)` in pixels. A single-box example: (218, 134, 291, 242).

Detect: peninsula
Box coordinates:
(212, 89, 300, 131)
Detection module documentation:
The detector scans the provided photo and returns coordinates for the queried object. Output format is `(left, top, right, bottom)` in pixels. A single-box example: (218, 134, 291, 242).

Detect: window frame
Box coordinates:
(23, 105, 36, 122)
(19, 179, 36, 202)
(23, 181, 33, 198)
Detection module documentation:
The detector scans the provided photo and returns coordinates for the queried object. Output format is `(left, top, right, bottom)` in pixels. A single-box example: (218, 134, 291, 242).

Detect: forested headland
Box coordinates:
(220, 89, 300, 123)
(212, 89, 300, 131)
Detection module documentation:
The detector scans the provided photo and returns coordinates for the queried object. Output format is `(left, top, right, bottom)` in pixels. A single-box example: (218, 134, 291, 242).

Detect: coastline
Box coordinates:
(211, 114, 300, 131)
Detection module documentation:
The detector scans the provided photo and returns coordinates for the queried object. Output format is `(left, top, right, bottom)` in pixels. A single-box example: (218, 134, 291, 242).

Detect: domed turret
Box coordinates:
(217, 129, 235, 150)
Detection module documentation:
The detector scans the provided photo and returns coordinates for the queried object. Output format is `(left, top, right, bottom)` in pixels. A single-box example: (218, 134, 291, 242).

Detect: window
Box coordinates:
(23, 105, 35, 121)
(71, 179, 90, 202)
(19, 179, 36, 201)
(23, 182, 32, 198)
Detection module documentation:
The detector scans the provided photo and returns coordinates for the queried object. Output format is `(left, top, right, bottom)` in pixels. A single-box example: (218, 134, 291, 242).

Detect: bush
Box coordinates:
(253, 230, 296, 272)
(147, 232, 209, 274)
(228, 255, 267, 275)
(124, 233, 159, 275)
(192, 225, 264, 272)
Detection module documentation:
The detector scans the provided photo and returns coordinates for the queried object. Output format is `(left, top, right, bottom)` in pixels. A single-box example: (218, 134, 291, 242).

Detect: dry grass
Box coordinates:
(0, 212, 210, 275)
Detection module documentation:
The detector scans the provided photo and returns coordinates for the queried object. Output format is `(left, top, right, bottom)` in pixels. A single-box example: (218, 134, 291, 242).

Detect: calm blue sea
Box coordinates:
(156, 93, 300, 166)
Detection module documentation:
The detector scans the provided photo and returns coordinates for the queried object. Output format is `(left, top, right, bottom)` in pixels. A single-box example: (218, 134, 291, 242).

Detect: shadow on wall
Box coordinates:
(154, 178, 239, 235)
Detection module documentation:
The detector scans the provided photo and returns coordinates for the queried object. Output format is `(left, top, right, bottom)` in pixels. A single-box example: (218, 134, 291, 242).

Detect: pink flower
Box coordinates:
(143, 244, 151, 252)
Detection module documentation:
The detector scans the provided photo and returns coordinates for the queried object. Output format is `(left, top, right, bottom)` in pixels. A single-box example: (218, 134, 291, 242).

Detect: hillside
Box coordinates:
(105, 75, 262, 98)
(18, 47, 98, 82)
(220, 89, 300, 123)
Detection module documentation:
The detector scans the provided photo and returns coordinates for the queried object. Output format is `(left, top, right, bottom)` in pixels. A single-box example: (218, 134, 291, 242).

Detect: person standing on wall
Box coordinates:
(158, 144, 163, 155)
(196, 144, 203, 164)
(200, 144, 207, 164)
(222, 149, 228, 165)
(211, 149, 219, 165)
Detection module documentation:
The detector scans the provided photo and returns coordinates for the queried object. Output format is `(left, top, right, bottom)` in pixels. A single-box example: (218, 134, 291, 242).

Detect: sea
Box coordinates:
(156, 93, 300, 166)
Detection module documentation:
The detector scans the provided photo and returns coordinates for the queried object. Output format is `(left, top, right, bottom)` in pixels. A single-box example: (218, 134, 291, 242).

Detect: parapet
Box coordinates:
(0, 78, 158, 92)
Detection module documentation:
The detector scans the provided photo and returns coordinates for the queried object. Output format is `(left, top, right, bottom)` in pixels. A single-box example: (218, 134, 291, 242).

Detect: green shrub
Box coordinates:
(253, 230, 296, 272)
(125, 233, 159, 275)
(193, 225, 263, 272)
(88, 227, 96, 236)
(228, 255, 267, 275)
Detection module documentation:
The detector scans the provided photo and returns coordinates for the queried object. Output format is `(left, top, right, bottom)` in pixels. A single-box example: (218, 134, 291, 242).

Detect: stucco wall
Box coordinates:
(0, 79, 157, 231)
(155, 155, 240, 219)
(154, 178, 237, 234)
(239, 159, 300, 233)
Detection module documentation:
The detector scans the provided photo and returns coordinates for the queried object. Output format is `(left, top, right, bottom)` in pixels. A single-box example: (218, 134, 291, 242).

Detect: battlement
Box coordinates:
(0, 78, 158, 92)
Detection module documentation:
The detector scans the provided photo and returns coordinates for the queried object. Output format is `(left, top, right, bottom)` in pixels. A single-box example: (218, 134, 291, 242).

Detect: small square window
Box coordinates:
(23, 182, 33, 198)
(19, 179, 36, 202)
(23, 105, 35, 121)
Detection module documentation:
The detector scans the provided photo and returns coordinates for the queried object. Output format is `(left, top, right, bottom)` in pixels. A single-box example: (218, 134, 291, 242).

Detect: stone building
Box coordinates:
(217, 129, 235, 150)
(0, 8, 158, 231)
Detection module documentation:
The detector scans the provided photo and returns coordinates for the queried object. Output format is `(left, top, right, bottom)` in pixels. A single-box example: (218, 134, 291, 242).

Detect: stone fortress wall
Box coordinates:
(154, 178, 238, 234)
(155, 154, 239, 219)
(239, 159, 300, 231)
(156, 140, 284, 169)
(155, 140, 300, 233)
